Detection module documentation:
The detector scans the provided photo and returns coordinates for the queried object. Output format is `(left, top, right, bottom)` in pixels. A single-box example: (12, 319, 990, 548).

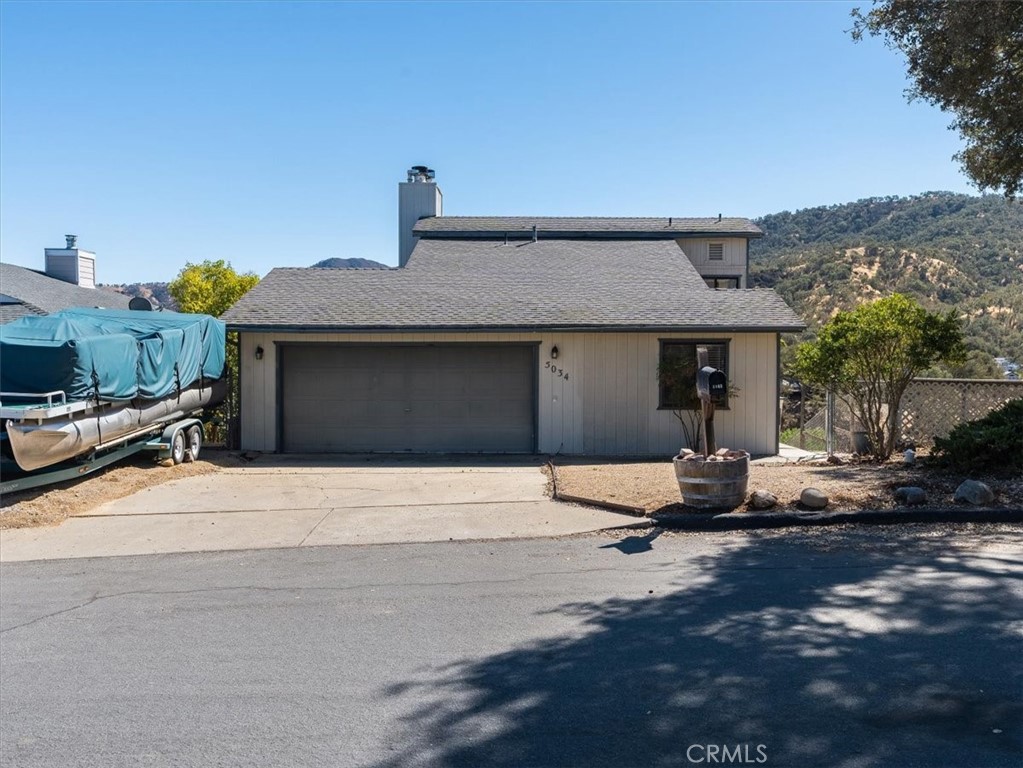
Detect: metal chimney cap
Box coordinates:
(407, 165, 436, 182)
(65, 234, 78, 249)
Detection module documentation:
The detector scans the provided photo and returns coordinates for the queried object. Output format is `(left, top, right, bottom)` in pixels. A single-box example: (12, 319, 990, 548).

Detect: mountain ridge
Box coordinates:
(310, 257, 389, 269)
(749, 192, 1022, 375)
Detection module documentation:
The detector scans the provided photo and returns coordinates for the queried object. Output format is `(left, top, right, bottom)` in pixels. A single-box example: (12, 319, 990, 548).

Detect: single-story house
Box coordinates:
(222, 167, 805, 456)
(1, 236, 132, 324)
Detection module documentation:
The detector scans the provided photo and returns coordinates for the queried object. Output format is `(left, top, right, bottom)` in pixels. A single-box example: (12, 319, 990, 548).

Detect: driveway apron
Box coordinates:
(0, 457, 639, 561)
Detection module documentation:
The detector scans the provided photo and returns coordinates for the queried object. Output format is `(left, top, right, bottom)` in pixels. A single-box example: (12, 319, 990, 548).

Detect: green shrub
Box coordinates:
(931, 398, 1023, 472)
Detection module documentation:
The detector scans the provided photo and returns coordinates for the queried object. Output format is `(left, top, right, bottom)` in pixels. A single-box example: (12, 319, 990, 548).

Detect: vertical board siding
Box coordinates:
(675, 238, 746, 266)
(676, 238, 748, 286)
(239, 330, 778, 456)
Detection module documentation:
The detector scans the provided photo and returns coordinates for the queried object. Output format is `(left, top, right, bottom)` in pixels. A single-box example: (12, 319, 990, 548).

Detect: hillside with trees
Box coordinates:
(750, 193, 1023, 376)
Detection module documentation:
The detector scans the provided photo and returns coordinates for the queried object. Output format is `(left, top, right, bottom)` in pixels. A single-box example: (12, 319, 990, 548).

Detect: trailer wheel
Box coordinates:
(186, 425, 202, 461)
(170, 430, 186, 465)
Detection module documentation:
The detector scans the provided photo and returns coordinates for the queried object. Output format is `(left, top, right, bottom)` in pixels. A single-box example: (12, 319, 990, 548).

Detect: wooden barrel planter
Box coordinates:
(673, 450, 750, 510)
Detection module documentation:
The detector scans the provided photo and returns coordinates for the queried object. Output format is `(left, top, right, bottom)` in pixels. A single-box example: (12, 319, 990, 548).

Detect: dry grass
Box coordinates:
(0, 449, 245, 529)
(553, 458, 1023, 515)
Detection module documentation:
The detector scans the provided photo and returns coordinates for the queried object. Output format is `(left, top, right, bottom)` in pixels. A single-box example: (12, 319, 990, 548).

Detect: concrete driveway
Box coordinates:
(0, 456, 641, 562)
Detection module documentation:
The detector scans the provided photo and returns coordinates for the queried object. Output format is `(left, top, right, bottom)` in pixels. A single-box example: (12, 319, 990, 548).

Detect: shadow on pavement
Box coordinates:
(373, 530, 1022, 768)
(598, 530, 664, 555)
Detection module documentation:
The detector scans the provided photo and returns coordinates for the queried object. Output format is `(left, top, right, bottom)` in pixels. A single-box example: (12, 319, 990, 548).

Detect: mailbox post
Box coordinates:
(695, 346, 728, 457)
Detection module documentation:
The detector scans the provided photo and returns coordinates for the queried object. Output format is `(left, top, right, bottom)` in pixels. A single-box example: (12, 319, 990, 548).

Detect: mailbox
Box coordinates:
(696, 366, 728, 406)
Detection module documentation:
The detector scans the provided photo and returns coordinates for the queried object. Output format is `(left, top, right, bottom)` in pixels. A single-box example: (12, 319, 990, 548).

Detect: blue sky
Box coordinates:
(0, 1, 972, 282)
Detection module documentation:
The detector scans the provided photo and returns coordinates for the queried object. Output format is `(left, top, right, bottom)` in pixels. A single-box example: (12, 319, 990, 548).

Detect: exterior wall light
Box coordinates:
(255, 346, 264, 360)
(551, 345, 559, 360)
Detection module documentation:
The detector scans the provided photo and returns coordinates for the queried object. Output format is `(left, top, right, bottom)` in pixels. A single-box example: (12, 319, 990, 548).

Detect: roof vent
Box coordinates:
(65, 234, 77, 248)
(129, 296, 154, 311)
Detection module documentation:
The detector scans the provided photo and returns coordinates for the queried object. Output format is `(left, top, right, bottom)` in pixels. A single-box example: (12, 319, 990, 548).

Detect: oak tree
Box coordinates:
(851, 0, 1023, 196)
(169, 260, 259, 446)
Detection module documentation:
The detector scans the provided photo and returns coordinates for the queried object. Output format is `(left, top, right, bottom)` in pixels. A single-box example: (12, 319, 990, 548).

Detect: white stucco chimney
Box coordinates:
(44, 234, 97, 288)
(398, 165, 442, 267)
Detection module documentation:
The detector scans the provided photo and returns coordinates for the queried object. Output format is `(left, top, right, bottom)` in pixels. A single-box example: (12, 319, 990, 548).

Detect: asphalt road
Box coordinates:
(1, 525, 1021, 768)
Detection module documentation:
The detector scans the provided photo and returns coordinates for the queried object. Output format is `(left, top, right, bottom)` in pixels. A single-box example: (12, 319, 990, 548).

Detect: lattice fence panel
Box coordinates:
(818, 379, 1022, 453)
(898, 379, 1023, 446)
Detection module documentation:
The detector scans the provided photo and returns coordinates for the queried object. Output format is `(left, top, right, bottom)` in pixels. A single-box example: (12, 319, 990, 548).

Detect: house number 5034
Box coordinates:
(545, 361, 569, 380)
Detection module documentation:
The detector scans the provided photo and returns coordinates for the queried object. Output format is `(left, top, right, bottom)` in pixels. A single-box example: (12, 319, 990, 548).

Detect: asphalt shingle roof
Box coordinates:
(413, 216, 762, 238)
(223, 239, 803, 332)
(0, 262, 132, 323)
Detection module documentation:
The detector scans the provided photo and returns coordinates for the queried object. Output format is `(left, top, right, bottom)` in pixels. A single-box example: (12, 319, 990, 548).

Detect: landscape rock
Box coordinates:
(903, 449, 916, 466)
(750, 490, 778, 510)
(894, 486, 927, 506)
(679, 448, 695, 459)
(954, 480, 995, 505)
(800, 487, 828, 510)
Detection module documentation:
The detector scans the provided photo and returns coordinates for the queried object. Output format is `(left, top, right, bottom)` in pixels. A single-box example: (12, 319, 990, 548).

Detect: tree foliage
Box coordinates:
(168, 259, 259, 318)
(851, 1, 1023, 197)
(793, 294, 965, 460)
(168, 260, 259, 447)
(920, 349, 1006, 380)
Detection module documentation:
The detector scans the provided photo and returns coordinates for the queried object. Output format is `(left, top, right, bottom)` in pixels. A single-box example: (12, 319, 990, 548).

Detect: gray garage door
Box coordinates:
(280, 344, 536, 453)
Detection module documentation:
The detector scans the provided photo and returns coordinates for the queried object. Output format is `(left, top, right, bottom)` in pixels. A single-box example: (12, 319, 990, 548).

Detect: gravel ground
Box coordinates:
(5, 451, 1017, 532)
(0, 449, 244, 529)
(553, 457, 1023, 515)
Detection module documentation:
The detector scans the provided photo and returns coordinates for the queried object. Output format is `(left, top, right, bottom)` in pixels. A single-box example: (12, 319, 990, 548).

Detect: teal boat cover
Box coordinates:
(0, 308, 226, 402)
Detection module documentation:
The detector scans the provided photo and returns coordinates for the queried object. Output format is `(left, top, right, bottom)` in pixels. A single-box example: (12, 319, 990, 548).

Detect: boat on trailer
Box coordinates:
(1, 308, 228, 492)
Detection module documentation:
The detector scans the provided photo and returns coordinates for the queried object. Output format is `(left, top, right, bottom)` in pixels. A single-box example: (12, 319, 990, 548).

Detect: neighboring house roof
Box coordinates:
(413, 216, 763, 238)
(223, 239, 803, 332)
(0, 262, 132, 324)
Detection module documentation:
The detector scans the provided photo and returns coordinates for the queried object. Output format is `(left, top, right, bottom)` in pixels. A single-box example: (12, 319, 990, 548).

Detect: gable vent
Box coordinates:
(708, 243, 724, 261)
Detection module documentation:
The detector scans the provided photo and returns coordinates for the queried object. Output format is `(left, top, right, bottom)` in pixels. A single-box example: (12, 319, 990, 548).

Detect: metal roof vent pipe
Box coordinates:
(532, 225, 538, 242)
